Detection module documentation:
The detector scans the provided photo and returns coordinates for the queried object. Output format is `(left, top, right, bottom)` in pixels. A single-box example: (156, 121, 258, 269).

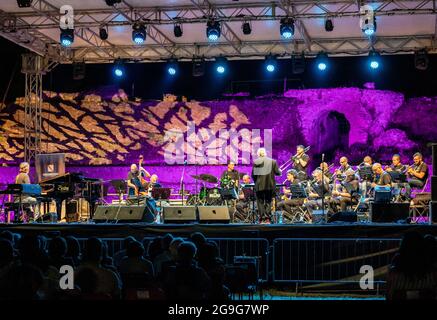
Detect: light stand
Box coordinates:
(321, 154, 327, 223)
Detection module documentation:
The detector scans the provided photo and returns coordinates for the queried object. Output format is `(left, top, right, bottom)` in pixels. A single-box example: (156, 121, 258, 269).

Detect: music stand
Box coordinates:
(290, 184, 307, 199)
(151, 188, 171, 223)
(241, 184, 257, 223)
(110, 179, 127, 202)
(359, 166, 373, 181)
(388, 171, 407, 183)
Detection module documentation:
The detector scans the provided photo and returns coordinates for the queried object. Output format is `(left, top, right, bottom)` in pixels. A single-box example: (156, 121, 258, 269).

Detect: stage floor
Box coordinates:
(1, 222, 437, 240)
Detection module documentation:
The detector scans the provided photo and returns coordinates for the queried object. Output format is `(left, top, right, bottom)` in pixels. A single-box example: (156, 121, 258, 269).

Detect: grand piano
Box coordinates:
(39, 172, 102, 220)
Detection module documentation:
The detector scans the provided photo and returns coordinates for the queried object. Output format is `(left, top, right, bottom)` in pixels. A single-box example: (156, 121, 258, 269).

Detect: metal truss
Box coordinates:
(1, 0, 436, 62)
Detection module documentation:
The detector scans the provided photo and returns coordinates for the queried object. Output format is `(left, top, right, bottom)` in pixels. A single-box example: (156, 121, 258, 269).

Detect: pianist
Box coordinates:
(15, 162, 39, 220)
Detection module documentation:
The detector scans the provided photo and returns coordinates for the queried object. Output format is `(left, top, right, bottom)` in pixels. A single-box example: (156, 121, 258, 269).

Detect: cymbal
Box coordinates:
(191, 175, 203, 180)
(199, 174, 218, 183)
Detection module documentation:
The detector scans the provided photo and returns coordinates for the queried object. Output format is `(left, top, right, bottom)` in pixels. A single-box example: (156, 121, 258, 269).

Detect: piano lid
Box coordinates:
(39, 172, 85, 184)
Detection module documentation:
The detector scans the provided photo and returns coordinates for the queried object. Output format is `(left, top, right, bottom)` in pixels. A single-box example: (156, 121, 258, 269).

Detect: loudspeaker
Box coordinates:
(93, 205, 155, 223)
(198, 206, 230, 223)
(328, 211, 357, 223)
(431, 201, 437, 223)
(370, 202, 410, 223)
(431, 176, 437, 201)
(163, 206, 197, 224)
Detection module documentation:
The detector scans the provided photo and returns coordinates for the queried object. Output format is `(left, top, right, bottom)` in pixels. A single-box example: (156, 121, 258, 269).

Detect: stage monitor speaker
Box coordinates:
(431, 201, 437, 223)
(431, 176, 437, 201)
(328, 211, 357, 223)
(198, 206, 230, 223)
(163, 206, 197, 224)
(370, 202, 410, 223)
(93, 205, 155, 223)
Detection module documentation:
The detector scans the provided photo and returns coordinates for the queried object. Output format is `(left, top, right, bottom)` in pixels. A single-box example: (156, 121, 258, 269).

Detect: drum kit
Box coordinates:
(188, 173, 239, 206)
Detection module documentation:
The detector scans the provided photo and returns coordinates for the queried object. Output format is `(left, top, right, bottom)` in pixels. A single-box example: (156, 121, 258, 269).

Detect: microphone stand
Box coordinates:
(180, 161, 187, 206)
(321, 154, 326, 223)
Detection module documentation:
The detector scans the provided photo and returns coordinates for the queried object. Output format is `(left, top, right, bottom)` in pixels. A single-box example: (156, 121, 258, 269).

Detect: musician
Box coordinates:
(407, 152, 429, 189)
(303, 170, 330, 215)
(330, 169, 360, 212)
(235, 175, 253, 218)
(15, 162, 39, 220)
(276, 170, 304, 215)
(386, 154, 406, 173)
(292, 145, 310, 178)
(316, 162, 333, 181)
(362, 156, 373, 167)
(334, 157, 351, 177)
(221, 161, 239, 188)
(149, 174, 162, 188)
(252, 148, 282, 224)
(371, 163, 392, 187)
(127, 164, 149, 196)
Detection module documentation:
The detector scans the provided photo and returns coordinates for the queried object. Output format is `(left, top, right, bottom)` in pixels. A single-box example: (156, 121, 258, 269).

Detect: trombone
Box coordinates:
(280, 146, 310, 171)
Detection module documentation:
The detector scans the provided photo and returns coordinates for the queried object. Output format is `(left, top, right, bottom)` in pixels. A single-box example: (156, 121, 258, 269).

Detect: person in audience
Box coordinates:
(113, 236, 136, 268)
(76, 237, 122, 299)
(101, 241, 117, 273)
(76, 267, 111, 300)
(386, 232, 437, 300)
(0, 239, 14, 278)
(0, 264, 44, 300)
(146, 236, 164, 262)
(48, 236, 73, 270)
(65, 236, 82, 267)
(159, 237, 184, 280)
(153, 233, 174, 275)
(164, 241, 211, 300)
(19, 235, 50, 274)
(119, 240, 154, 277)
(189, 232, 207, 257)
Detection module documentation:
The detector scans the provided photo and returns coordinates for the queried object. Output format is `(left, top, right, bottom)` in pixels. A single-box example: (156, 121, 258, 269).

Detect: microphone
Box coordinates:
(322, 153, 325, 162)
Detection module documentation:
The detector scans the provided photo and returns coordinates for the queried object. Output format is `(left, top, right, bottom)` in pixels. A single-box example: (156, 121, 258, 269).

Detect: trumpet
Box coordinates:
(280, 146, 310, 171)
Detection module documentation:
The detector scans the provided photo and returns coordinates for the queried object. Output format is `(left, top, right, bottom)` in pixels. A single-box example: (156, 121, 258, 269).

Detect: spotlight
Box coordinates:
(265, 55, 277, 72)
(414, 49, 429, 71)
(316, 52, 328, 71)
(206, 20, 221, 41)
(132, 22, 146, 44)
(325, 19, 334, 32)
(105, 0, 121, 6)
(113, 59, 125, 77)
(60, 28, 74, 47)
(99, 26, 108, 40)
(192, 58, 205, 77)
(242, 21, 251, 35)
(215, 56, 228, 74)
(17, 0, 32, 7)
(280, 17, 294, 39)
(360, 5, 376, 36)
(368, 50, 380, 70)
(167, 59, 178, 76)
(174, 24, 183, 38)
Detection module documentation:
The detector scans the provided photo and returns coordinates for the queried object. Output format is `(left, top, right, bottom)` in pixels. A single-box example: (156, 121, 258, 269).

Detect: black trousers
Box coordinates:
(256, 190, 274, 222)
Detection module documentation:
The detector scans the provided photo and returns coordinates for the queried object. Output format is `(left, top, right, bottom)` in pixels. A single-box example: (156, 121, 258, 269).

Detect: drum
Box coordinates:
(199, 187, 208, 200)
(220, 177, 235, 189)
(206, 187, 222, 205)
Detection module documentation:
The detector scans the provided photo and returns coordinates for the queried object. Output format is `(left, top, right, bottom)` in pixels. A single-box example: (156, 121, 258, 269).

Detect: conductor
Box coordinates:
(252, 148, 282, 224)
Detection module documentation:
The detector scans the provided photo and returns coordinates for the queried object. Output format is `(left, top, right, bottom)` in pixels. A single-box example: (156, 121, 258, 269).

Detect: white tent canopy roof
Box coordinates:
(0, 0, 436, 63)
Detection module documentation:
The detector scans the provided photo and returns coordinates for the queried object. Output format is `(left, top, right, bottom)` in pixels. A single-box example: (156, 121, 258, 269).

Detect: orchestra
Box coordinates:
(1, 146, 431, 224)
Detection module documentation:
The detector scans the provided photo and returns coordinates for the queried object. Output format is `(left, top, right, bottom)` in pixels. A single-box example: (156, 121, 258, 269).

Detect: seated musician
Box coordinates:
(334, 157, 351, 177)
(292, 145, 310, 179)
(221, 161, 239, 188)
(371, 163, 392, 188)
(235, 175, 253, 217)
(316, 162, 333, 181)
(362, 156, 373, 167)
(150, 174, 162, 188)
(330, 169, 360, 212)
(276, 170, 304, 214)
(386, 154, 406, 173)
(127, 164, 149, 196)
(407, 152, 429, 189)
(15, 162, 39, 220)
(304, 170, 330, 215)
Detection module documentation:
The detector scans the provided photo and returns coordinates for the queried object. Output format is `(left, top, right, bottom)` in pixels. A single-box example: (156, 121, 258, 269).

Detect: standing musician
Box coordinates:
(304, 170, 330, 216)
(330, 168, 360, 212)
(252, 148, 282, 224)
(292, 145, 310, 179)
(127, 157, 151, 196)
(221, 161, 240, 189)
(276, 170, 304, 215)
(407, 152, 429, 189)
(15, 162, 39, 220)
(371, 163, 392, 188)
(386, 154, 407, 173)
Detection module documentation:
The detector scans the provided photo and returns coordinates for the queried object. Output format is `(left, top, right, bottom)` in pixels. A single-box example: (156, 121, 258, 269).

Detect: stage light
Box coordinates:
(368, 50, 380, 70)
(60, 28, 74, 47)
(192, 58, 205, 77)
(316, 52, 328, 71)
(17, 0, 32, 7)
(113, 59, 125, 78)
(105, 0, 121, 6)
(360, 5, 376, 36)
(414, 49, 429, 71)
(206, 20, 221, 41)
(242, 21, 251, 35)
(265, 55, 277, 72)
(174, 24, 183, 38)
(99, 26, 108, 40)
(325, 19, 334, 32)
(167, 59, 178, 76)
(215, 56, 228, 74)
(132, 22, 146, 44)
(280, 17, 294, 39)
